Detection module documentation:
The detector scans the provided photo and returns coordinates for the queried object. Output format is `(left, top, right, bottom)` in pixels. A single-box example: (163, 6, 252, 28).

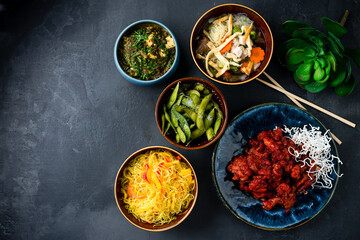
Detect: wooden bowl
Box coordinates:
(114, 146, 198, 231)
(155, 77, 228, 149)
(190, 3, 273, 85)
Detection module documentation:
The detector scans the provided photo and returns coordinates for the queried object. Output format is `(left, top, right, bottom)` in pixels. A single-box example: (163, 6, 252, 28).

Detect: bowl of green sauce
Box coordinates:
(114, 20, 180, 86)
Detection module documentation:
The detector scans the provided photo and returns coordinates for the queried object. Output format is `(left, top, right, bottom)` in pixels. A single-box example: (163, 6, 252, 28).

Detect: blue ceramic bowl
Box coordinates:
(114, 20, 180, 86)
(212, 103, 340, 230)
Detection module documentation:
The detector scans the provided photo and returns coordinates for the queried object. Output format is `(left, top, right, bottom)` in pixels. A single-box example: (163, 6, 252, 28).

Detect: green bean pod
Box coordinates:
(175, 105, 197, 123)
(213, 115, 222, 135)
(196, 94, 212, 131)
(205, 102, 214, 111)
(161, 114, 165, 132)
(163, 104, 177, 132)
(212, 101, 224, 119)
(177, 127, 187, 143)
(175, 94, 184, 106)
(191, 128, 205, 139)
(170, 110, 178, 128)
(164, 122, 171, 135)
(186, 89, 201, 97)
(175, 133, 180, 143)
(171, 106, 191, 140)
(204, 108, 215, 130)
(167, 82, 179, 109)
(189, 94, 200, 105)
(206, 127, 215, 141)
(183, 108, 197, 122)
(203, 88, 211, 95)
(181, 96, 196, 109)
(194, 83, 205, 92)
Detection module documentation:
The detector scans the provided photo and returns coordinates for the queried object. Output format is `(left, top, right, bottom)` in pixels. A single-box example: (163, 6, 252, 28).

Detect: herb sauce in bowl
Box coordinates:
(118, 23, 176, 81)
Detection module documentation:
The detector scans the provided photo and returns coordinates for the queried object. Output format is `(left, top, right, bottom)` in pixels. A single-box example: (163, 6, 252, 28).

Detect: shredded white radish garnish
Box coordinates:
(282, 125, 343, 189)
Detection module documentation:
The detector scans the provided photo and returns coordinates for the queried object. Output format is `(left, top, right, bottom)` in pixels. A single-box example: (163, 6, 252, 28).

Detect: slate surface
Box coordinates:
(0, 0, 359, 239)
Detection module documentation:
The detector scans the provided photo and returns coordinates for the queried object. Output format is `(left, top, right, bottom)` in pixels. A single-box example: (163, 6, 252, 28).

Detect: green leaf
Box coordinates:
(321, 17, 348, 38)
(324, 51, 337, 71)
(277, 38, 314, 66)
(309, 36, 324, 49)
(329, 57, 351, 87)
(304, 47, 316, 58)
(324, 59, 331, 75)
(328, 32, 345, 52)
(282, 20, 312, 37)
(304, 81, 328, 93)
(328, 62, 346, 87)
(286, 48, 306, 66)
(317, 58, 326, 68)
(313, 60, 320, 70)
(344, 48, 360, 68)
(298, 61, 313, 75)
(294, 71, 312, 85)
(317, 73, 330, 83)
(327, 36, 343, 58)
(293, 28, 327, 42)
(334, 74, 356, 96)
(313, 67, 325, 81)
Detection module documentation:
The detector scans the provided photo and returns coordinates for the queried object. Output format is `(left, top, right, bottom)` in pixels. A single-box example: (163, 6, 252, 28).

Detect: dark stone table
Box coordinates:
(1, 0, 359, 239)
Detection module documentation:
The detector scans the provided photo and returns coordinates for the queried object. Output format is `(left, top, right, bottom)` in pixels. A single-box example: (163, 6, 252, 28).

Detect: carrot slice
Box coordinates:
(250, 47, 265, 63)
(220, 40, 232, 54)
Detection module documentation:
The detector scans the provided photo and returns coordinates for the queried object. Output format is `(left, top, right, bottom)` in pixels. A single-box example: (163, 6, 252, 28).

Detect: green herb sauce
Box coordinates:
(118, 23, 176, 80)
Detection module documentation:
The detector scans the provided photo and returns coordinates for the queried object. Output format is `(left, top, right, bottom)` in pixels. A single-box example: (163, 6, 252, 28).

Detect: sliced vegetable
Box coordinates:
(250, 47, 265, 63)
(220, 40, 232, 54)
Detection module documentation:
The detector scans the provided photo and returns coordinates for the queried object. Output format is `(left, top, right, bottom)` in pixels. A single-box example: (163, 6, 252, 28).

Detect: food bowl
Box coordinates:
(114, 19, 180, 86)
(155, 77, 228, 149)
(190, 4, 273, 85)
(212, 103, 339, 230)
(114, 146, 198, 231)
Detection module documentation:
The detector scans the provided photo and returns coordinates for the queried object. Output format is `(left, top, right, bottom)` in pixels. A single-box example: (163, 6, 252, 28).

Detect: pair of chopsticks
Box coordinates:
(256, 72, 357, 145)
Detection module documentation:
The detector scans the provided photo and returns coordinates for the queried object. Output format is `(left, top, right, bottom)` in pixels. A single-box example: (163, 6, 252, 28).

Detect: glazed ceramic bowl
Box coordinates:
(190, 4, 273, 85)
(212, 103, 339, 230)
(114, 20, 180, 86)
(155, 77, 228, 150)
(114, 146, 198, 231)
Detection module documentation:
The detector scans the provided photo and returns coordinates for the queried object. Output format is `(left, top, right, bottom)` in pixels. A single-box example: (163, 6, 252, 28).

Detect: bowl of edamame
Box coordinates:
(155, 77, 228, 149)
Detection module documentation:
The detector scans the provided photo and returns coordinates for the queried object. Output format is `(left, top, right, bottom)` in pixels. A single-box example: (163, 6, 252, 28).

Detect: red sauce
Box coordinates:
(227, 127, 315, 212)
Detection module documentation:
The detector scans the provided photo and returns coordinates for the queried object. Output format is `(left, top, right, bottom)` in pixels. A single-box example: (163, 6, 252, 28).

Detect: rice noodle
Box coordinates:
(282, 125, 343, 189)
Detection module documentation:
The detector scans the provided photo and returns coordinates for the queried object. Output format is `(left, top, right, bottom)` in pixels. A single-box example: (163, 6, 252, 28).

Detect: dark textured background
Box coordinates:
(0, 0, 359, 239)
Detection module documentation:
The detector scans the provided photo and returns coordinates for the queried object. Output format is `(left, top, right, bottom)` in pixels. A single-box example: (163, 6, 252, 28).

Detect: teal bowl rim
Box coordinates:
(114, 19, 180, 86)
(211, 102, 340, 231)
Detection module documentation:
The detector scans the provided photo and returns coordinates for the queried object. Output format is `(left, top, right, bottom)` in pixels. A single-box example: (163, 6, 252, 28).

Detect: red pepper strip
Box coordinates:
(164, 155, 171, 163)
(156, 163, 164, 183)
(142, 164, 150, 183)
(176, 155, 181, 160)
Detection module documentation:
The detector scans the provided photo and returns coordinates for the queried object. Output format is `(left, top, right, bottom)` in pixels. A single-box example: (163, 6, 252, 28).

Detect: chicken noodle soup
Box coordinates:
(120, 150, 195, 225)
(118, 23, 176, 80)
(196, 14, 266, 82)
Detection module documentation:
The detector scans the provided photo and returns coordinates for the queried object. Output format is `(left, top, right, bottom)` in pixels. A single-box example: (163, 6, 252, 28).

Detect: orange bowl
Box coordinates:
(190, 3, 273, 85)
(114, 146, 198, 231)
(155, 77, 228, 149)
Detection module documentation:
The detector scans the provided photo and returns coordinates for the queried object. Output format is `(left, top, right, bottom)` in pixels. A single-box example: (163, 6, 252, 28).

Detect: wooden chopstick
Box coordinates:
(263, 72, 342, 145)
(256, 77, 356, 128)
